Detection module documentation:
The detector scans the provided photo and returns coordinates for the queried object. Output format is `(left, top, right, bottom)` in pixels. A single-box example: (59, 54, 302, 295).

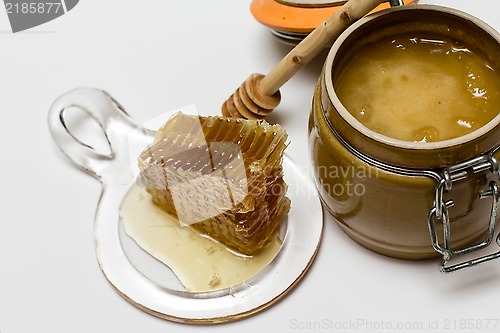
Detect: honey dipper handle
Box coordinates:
(260, 0, 385, 96)
(223, 0, 386, 119)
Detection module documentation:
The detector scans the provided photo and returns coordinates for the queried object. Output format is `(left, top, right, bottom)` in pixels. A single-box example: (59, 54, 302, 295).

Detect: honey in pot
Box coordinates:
(335, 33, 500, 142)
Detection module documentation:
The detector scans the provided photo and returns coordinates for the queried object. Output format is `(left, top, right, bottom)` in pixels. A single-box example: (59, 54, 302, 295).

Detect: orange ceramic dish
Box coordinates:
(250, 0, 416, 34)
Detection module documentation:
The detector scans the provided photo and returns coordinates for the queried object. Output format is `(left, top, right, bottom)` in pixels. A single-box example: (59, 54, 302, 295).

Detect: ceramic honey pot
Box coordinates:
(308, 5, 500, 271)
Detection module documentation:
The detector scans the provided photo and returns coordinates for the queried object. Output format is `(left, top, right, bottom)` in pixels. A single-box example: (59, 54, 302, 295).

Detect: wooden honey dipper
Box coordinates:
(222, 0, 398, 119)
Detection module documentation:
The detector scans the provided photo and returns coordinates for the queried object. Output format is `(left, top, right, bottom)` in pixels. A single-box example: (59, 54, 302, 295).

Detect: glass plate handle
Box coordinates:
(47, 87, 148, 179)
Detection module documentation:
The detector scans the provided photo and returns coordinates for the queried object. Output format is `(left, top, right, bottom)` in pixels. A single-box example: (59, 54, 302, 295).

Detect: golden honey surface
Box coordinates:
(335, 33, 500, 142)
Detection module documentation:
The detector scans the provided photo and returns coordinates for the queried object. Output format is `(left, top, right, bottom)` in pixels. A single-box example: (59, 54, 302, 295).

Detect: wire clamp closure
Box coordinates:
(428, 153, 500, 273)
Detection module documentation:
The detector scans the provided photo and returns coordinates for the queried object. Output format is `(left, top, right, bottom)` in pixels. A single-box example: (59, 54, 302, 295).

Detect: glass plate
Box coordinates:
(47, 88, 323, 324)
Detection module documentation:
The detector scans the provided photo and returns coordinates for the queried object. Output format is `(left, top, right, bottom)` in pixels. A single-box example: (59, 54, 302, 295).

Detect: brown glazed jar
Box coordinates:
(308, 5, 500, 271)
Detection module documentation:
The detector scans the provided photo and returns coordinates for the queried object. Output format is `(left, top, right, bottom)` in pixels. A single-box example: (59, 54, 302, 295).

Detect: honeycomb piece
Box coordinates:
(138, 113, 290, 255)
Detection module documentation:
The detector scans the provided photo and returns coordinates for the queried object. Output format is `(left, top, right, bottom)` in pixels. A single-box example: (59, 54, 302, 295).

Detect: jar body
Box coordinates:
(308, 5, 500, 260)
(309, 78, 496, 259)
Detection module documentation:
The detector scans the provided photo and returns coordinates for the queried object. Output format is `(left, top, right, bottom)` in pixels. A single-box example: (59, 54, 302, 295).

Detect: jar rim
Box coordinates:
(323, 4, 500, 151)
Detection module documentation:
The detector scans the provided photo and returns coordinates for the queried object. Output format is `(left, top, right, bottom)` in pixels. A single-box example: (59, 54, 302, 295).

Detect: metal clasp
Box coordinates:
(428, 154, 500, 273)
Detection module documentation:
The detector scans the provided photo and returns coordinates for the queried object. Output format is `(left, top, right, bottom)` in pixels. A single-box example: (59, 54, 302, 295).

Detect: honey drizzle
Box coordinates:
(119, 185, 282, 292)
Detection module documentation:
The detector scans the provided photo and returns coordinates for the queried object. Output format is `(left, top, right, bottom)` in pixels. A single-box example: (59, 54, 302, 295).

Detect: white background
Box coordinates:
(1, 0, 500, 332)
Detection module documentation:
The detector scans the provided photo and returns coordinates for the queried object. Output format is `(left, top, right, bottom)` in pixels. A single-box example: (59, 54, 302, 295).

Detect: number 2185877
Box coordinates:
(5, 2, 63, 14)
